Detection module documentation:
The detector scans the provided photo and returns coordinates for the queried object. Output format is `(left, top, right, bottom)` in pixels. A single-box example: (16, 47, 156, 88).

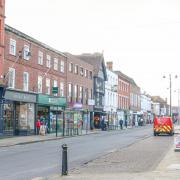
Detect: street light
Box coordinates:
(163, 74, 178, 117)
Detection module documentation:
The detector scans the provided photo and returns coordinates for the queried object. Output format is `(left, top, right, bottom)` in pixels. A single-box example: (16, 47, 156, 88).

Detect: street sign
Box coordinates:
(52, 87, 58, 94)
(174, 135, 180, 152)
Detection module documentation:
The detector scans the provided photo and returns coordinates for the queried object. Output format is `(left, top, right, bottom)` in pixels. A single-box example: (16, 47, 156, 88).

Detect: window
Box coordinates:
(9, 39, 16, 56)
(74, 85, 78, 100)
(85, 69, 88, 78)
(80, 67, 83, 76)
(60, 82, 64, 96)
(68, 83, 72, 101)
(79, 86, 83, 102)
(38, 51, 43, 65)
(54, 58, 58, 71)
(74, 65, 78, 74)
(46, 78, 50, 95)
(23, 72, 29, 91)
(60, 60, 65, 73)
(89, 71, 93, 79)
(8, 68, 15, 88)
(23, 45, 30, 60)
(46, 55, 51, 68)
(69, 63, 73, 72)
(38, 76, 42, 93)
(84, 88, 88, 104)
(53, 80, 58, 96)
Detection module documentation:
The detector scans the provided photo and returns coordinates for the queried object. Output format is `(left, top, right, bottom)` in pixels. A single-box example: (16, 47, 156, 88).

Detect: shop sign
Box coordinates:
(5, 90, 36, 103)
(38, 94, 66, 106)
(52, 87, 58, 94)
(88, 99, 95, 106)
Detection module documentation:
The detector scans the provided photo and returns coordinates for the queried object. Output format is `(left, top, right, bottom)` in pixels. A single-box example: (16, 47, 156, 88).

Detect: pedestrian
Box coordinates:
(119, 119, 123, 130)
(125, 120, 127, 128)
(36, 119, 41, 135)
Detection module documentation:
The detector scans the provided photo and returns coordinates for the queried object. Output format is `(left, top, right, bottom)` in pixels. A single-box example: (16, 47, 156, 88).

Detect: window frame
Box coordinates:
(9, 39, 16, 56)
(23, 72, 29, 91)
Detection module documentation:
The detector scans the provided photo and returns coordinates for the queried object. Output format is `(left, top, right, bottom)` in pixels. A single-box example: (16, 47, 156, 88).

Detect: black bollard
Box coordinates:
(62, 144, 68, 176)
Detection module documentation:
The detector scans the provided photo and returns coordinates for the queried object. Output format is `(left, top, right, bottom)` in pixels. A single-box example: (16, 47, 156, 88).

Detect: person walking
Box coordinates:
(125, 119, 128, 128)
(36, 119, 41, 135)
(119, 119, 123, 130)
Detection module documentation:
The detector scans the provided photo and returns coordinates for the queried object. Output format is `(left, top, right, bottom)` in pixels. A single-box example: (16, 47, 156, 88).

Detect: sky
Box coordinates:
(5, 0, 180, 106)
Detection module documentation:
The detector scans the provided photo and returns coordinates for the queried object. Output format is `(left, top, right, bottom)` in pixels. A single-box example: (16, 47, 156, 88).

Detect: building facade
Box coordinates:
(77, 53, 107, 129)
(115, 71, 130, 125)
(104, 64, 118, 126)
(129, 79, 141, 126)
(65, 53, 94, 134)
(0, 24, 67, 136)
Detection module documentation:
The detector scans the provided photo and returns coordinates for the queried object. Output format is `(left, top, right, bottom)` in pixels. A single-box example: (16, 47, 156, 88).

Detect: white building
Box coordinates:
(104, 68, 118, 125)
(140, 93, 152, 123)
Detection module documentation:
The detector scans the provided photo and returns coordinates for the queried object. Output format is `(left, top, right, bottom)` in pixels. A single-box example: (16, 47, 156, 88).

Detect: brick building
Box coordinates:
(0, 22, 67, 136)
(64, 53, 94, 133)
(114, 70, 130, 124)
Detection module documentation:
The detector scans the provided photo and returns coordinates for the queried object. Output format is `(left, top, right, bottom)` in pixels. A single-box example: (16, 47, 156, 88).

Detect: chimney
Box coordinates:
(106, 61, 113, 71)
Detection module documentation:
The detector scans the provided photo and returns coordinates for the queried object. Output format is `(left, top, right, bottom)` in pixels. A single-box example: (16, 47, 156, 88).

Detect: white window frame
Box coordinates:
(74, 65, 78, 74)
(69, 63, 73, 72)
(38, 51, 43, 65)
(54, 58, 58, 71)
(38, 76, 43, 93)
(53, 80, 58, 96)
(23, 45, 30, 60)
(60, 82, 64, 97)
(9, 39, 16, 56)
(23, 72, 29, 91)
(46, 55, 51, 68)
(46, 78, 50, 95)
(60, 60, 65, 73)
(80, 67, 83, 76)
(8, 68, 15, 88)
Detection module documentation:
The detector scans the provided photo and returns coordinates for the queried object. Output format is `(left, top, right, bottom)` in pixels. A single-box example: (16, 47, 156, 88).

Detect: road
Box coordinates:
(0, 125, 173, 180)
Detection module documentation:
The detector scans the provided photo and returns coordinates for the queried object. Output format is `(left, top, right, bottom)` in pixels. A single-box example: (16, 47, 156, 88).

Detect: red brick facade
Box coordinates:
(3, 25, 67, 97)
(0, 0, 5, 84)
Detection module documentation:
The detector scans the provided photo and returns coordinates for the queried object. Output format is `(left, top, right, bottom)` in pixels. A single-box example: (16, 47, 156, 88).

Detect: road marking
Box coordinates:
(31, 177, 43, 180)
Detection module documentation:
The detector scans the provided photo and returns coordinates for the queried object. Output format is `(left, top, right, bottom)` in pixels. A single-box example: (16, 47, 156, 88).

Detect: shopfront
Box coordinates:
(37, 94, 66, 134)
(1, 89, 37, 136)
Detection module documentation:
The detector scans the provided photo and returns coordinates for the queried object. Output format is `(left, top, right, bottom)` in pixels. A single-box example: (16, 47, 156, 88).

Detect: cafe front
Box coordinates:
(37, 94, 66, 134)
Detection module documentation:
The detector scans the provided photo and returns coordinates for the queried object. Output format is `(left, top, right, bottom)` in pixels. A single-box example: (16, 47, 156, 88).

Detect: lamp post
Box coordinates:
(163, 74, 178, 117)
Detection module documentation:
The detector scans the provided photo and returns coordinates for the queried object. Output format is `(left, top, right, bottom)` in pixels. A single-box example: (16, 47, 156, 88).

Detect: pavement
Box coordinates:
(0, 129, 99, 148)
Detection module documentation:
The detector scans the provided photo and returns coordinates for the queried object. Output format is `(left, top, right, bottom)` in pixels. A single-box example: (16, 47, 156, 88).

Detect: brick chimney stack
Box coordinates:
(106, 61, 113, 71)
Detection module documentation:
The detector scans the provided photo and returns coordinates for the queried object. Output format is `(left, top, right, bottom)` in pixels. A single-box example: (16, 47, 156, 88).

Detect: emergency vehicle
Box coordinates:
(153, 116, 174, 136)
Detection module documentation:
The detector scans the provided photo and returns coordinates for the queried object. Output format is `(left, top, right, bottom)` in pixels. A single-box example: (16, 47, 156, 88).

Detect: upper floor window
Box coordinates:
(60, 82, 64, 97)
(85, 69, 88, 78)
(46, 55, 51, 68)
(38, 76, 43, 93)
(46, 78, 50, 95)
(60, 60, 65, 73)
(9, 39, 16, 56)
(89, 71, 93, 79)
(69, 63, 73, 72)
(8, 68, 15, 88)
(23, 72, 29, 91)
(80, 67, 83, 76)
(74, 84, 78, 100)
(54, 58, 58, 71)
(23, 45, 30, 60)
(68, 83, 72, 97)
(38, 51, 43, 65)
(74, 65, 78, 74)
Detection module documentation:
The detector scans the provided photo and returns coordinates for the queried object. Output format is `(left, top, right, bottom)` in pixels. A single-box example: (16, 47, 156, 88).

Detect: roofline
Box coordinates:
(5, 24, 67, 58)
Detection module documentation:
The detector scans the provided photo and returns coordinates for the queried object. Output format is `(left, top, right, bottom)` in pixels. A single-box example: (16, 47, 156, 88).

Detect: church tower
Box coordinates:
(0, 0, 5, 84)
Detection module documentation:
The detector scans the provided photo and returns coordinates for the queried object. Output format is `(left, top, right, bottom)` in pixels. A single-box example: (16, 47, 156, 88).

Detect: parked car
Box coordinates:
(153, 116, 174, 136)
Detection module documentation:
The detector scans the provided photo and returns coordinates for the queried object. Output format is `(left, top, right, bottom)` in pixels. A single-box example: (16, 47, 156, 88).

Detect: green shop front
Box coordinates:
(37, 94, 66, 134)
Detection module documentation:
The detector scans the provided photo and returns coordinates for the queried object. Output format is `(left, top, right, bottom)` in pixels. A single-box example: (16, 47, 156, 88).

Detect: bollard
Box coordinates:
(62, 144, 68, 176)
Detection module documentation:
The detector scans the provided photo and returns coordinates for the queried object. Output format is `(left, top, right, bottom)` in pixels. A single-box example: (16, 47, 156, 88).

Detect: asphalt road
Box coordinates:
(0, 125, 173, 180)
